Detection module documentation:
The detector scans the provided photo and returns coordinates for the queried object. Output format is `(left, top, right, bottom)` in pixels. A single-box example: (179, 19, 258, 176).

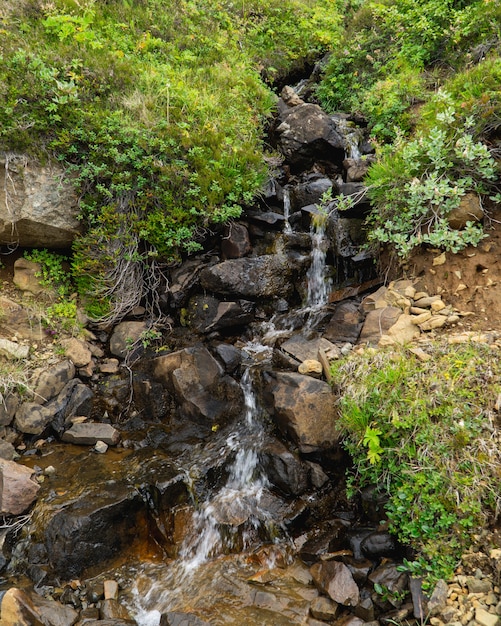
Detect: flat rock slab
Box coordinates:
(62, 423, 120, 446)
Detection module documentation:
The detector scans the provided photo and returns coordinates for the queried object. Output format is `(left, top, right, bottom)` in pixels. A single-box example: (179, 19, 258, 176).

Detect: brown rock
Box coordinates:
(0, 459, 40, 515)
(59, 338, 92, 368)
(266, 372, 340, 453)
(310, 560, 360, 606)
(448, 193, 483, 229)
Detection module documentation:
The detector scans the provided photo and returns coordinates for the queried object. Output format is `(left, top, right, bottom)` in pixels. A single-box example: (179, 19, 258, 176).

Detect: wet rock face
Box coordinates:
(199, 255, 298, 299)
(43, 484, 146, 578)
(186, 295, 255, 333)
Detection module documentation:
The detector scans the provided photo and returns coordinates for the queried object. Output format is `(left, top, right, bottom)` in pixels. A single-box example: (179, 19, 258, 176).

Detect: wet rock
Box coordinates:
(62, 423, 120, 446)
(310, 560, 360, 606)
(263, 371, 340, 453)
(355, 591, 376, 622)
(246, 210, 286, 227)
(328, 213, 366, 258)
(59, 337, 93, 368)
(42, 483, 146, 578)
(186, 295, 255, 333)
(95, 374, 131, 418)
(298, 519, 349, 563)
(259, 439, 310, 496)
(14, 402, 53, 435)
(31, 360, 76, 404)
(109, 321, 148, 359)
(132, 372, 169, 420)
(276, 103, 345, 171)
(369, 562, 408, 606)
(0, 459, 40, 515)
(289, 176, 333, 211)
(0, 586, 79, 626)
(152, 346, 243, 425)
(409, 576, 426, 620)
(100, 598, 133, 621)
(169, 257, 212, 308)
(221, 222, 252, 259)
(46, 379, 94, 434)
(358, 306, 402, 345)
(343, 555, 373, 585)
(0, 338, 29, 360)
(199, 255, 296, 299)
(323, 302, 364, 345)
(344, 158, 371, 182)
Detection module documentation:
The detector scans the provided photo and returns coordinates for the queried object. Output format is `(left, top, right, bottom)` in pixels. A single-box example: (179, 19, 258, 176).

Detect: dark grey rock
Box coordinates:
(14, 402, 53, 435)
(323, 302, 364, 345)
(277, 103, 345, 171)
(31, 360, 76, 404)
(200, 255, 295, 299)
(221, 222, 252, 259)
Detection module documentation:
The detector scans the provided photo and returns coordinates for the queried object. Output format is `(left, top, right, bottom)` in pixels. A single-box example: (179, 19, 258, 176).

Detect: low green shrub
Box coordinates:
(331, 341, 501, 588)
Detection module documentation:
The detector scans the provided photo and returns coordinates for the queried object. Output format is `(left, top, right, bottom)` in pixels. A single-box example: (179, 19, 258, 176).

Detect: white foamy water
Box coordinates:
(306, 218, 332, 309)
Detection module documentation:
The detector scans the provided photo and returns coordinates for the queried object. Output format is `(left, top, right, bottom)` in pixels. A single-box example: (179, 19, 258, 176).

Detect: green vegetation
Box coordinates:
(331, 341, 501, 587)
(0, 0, 344, 322)
(316, 0, 501, 140)
(317, 1, 501, 259)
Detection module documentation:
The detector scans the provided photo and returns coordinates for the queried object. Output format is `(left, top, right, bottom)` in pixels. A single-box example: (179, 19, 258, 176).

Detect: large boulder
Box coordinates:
(151, 346, 243, 425)
(0, 153, 81, 247)
(186, 295, 255, 333)
(263, 372, 340, 453)
(276, 103, 345, 171)
(199, 255, 296, 299)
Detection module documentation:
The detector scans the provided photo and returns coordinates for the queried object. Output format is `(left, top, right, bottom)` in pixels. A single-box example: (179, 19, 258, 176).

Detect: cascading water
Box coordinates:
(131, 348, 282, 625)
(306, 215, 332, 309)
(282, 186, 292, 234)
(178, 366, 271, 575)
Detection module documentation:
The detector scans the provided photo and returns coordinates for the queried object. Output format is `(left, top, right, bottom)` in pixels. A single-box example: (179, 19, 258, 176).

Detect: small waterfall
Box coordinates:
(131, 366, 274, 624)
(282, 186, 292, 234)
(306, 215, 332, 309)
(178, 367, 270, 576)
(335, 118, 362, 160)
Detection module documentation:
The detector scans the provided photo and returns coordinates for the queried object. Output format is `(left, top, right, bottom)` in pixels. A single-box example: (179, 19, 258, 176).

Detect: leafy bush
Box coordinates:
(331, 341, 501, 587)
(316, 0, 501, 140)
(365, 89, 499, 258)
(0, 0, 345, 322)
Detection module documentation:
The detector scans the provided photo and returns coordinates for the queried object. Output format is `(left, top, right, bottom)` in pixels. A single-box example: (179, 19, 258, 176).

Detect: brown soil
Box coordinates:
(389, 207, 501, 333)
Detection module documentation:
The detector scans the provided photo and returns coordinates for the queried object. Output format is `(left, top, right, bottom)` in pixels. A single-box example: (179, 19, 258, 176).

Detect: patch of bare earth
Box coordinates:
(396, 206, 501, 334)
